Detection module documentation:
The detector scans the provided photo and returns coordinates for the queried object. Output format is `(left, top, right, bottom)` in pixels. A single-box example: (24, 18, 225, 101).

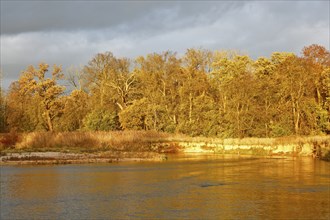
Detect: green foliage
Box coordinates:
(315, 106, 330, 134)
(119, 98, 148, 130)
(177, 94, 219, 136)
(269, 122, 293, 137)
(83, 108, 120, 131)
(57, 90, 90, 131)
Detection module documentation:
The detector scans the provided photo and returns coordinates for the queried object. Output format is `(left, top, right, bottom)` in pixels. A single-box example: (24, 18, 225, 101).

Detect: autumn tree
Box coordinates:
(7, 63, 65, 131)
(6, 81, 38, 131)
(253, 57, 275, 136)
(272, 55, 317, 135)
(189, 94, 219, 136)
(5, 44, 328, 136)
(177, 49, 213, 135)
(58, 90, 90, 131)
(53, 66, 91, 131)
(82, 52, 137, 131)
(302, 44, 330, 133)
(84, 52, 135, 111)
(0, 92, 5, 132)
(252, 53, 297, 137)
(134, 51, 182, 132)
(66, 65, 88, 92)
(211, 53, 257, 137)
(0, 70, 6, 132)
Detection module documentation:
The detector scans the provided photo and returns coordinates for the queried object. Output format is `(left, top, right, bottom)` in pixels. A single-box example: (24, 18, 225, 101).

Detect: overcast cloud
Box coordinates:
(1, 1, 329, 89)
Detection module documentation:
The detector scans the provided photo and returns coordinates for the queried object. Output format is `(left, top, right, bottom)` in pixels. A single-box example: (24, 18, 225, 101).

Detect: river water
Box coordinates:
(1, 154, 329, 219)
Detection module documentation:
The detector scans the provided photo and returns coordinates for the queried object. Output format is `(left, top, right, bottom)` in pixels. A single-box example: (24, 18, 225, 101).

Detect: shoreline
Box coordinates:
(1, 132, 329, 165)
(0, 151, 290, 166)
(1, 144, 328, 165)
(0, 151, 167, 165)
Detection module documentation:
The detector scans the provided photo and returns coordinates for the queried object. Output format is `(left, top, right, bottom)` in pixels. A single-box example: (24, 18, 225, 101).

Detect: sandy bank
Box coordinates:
(177, 141, 329, 159)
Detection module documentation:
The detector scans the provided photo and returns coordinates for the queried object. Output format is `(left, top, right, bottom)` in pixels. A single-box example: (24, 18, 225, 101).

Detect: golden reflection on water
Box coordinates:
(2, 166, 63, 217)
(1, 155, 329, 219)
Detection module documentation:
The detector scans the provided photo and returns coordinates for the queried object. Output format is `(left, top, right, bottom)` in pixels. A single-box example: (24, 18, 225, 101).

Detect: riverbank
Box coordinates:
(1, 131, 329, 164)
(178, 139, 330, 159)
(0, 151, 166, 165)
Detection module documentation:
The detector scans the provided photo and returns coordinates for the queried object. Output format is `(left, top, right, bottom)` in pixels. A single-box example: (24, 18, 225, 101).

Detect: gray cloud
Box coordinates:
(1, 1, 159, 34)
(0, 1, 329, 90)
(1, 1, 242, 35)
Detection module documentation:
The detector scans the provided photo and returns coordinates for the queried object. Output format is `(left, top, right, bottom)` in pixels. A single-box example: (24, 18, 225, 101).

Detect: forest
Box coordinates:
(0, 44, 329, 138)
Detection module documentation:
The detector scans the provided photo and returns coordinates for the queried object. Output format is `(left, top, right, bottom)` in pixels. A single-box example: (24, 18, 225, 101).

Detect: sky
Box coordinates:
(1, 1, 329, 90)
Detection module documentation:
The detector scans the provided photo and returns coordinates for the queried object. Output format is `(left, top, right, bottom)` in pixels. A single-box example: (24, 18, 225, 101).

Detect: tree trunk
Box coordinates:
(189, 92, 193, 123)
(116, 102, 124, 111)
(222, 94, 227, 113)
(295, 111, 300, 135)
(45, 110, 53, 131)
(154, 108, 157, 130)
(100, 82, 104, 107)
(316, 87, 321, 106)
(236, 103, 241, 137)
(291, 98, 300, 135)
(294, 103, 300, 135)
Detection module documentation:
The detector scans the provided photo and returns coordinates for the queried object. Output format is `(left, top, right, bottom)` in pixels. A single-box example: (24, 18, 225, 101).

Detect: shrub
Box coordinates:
(83, 108, 120, 131)
(119, 98, 148, 130)
(0, 131, 21, 149)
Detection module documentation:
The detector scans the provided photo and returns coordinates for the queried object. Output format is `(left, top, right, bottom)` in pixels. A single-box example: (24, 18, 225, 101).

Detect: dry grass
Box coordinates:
(10, 130, 171, 153)
(1, 130, 329, 155)
(274, 135, 330, 146)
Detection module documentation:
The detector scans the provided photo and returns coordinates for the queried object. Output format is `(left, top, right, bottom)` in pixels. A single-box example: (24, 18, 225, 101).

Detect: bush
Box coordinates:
(119, 98, 148, 130)
(0, 131, 21, 149)
(83, 108, 120, 131)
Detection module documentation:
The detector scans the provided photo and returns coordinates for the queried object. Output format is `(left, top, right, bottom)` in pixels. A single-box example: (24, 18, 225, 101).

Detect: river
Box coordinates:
(1, 154, 329, 219)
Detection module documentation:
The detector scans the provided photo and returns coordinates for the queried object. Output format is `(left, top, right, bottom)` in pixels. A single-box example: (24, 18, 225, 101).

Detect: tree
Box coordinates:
(211, 54, 256, 137)
(8, 63, 65, 131)
(58, 89, 90, 131)
(178, 94, 219, 136)
(5, 45, 329, 137)
(302, 44, 330, 134)
(178, 48, 212, 132)
(134, 51, 182, 132)
(6, 82, 37, 131)
(84, 52, 136, 111)
(0, 70, 6, 132)
(274, 56, 316, 135)
(66, 65, 88, 92)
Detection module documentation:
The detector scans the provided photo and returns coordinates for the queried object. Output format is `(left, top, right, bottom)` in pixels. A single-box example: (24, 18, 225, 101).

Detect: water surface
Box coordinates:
(1, 154, 329, 219)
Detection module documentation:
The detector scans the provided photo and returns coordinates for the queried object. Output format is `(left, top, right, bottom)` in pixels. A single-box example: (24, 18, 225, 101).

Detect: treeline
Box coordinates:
(1, 44, 329, 138)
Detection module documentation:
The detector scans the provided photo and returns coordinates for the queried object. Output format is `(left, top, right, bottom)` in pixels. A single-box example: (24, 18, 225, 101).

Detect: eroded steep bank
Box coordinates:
(176, 141, 329, 158)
